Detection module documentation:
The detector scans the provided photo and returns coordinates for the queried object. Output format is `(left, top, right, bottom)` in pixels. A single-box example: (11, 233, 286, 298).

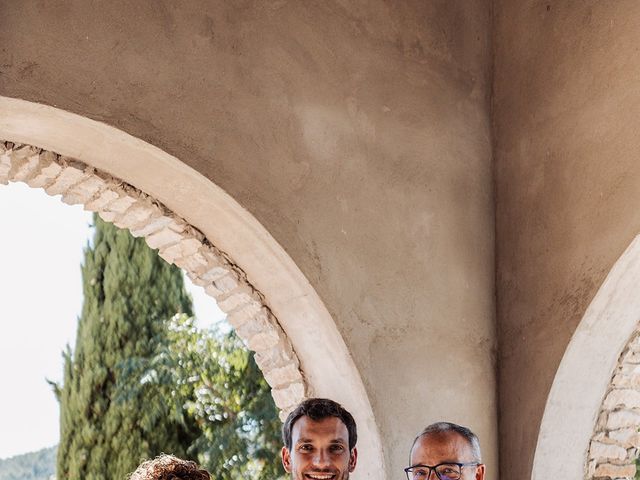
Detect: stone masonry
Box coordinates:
(0, 140, 307, 420)
(588, 330, 640, 479)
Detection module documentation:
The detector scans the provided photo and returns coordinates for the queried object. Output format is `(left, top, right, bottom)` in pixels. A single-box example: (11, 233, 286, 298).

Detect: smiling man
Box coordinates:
(405, 422, 485, 480)
(281, 398, 358, 480)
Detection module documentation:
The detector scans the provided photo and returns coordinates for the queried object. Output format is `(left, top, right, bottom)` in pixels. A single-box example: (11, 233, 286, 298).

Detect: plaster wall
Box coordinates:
(0, 1, 496, 478)
(493, 2, 640, 480)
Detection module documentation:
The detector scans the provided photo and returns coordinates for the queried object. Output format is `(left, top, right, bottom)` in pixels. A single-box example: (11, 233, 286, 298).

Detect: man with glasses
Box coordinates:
(405, 422, 485, 480)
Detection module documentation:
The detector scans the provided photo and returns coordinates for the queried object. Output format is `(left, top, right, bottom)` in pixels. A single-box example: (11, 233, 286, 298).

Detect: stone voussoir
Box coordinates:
(234, 308, 280, 341)
(246, 327, 285, 353)
(201, 263, 241, 299)
(27, 153, 63, 189)
(204, 282, 227, 299)
(593, 463, 636, 479)
(44, 158, 91, 196)
(604, 389, 640, 410)
(216, 284, 262, 314)
(158, 233, 204, 266)
(0, 143, 11, 184)
(606, 428, 639, 447)
(127, 214, 171, 237)
(189, 252, 234, 285)
(622, 348, 640, 365)
(263, 362, 304, 389)
(626, 335, 640, 351)
(84, 187, 121, 213)
(98, 189, 138, 223)
(227, 303, 268, 330)
(114, 198, 162, 230)
(61, 171, 109, 206)
(206, 273, 242, 298)
(8, 144, 41, 182)
(590, 441, 628, 462)
(606, 409, 640, 430)
(145, 223, 186, 250)
(175, 249, 212, 273)
(612, 373, 640, 388)
(619, 363, 640, 376)
(254, 340, 298, 372)
(271, 382, 306, 410)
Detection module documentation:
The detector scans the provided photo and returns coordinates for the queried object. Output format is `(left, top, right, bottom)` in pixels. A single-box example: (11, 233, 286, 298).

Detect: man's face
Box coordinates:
(282, 416, 357, 480)
(410, 432, 485, 480)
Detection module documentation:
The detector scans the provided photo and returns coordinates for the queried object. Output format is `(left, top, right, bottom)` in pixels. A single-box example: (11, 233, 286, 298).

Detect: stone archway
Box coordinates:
(1, 138, 305, 414)
(531, 235, 640, 480)
(585, 329, 640, 479)
(0, 96, 384, 480)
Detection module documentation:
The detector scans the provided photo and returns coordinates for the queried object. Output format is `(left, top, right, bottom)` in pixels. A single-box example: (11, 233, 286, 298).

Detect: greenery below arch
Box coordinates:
(55, 215, 282, 479)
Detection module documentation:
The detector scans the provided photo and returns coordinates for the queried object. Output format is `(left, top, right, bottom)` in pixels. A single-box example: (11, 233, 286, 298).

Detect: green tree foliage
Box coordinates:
(56, 215, 283, 479)
(56, 215, 196, 479)
(119, 314, 284, 480)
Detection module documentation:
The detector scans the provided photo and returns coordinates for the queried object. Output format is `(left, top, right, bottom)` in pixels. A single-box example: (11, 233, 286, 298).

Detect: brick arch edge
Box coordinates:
(532, 235, 640, 480)
(0, 139, 306, 418)
(586, 329, 640, 479)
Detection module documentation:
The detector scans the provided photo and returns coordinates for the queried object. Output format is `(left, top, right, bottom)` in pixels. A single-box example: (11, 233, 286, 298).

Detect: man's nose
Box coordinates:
(312, 449, 330, 466)
(427, 468, 440, 480)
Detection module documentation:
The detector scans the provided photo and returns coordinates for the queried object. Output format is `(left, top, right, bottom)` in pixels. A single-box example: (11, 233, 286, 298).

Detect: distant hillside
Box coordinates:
(0, 445, 56, 480)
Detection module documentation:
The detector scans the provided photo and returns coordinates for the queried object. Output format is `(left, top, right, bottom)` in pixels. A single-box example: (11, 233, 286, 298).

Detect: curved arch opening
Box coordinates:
(532, 235, 640, 480)
(0, 182, 281, 477)
(0, 96, 384, 479)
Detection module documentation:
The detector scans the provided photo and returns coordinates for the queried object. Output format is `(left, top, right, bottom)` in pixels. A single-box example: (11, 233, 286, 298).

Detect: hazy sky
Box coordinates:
(0, 182, 225, 460)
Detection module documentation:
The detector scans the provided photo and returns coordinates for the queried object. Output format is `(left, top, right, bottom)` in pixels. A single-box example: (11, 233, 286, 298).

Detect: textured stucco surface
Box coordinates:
(1, 1, 496, 479)
(494, 2, 640, 480)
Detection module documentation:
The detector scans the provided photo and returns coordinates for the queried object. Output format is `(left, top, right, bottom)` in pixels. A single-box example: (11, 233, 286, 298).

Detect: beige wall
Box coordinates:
(1, 1, 497, 478)
(494, 2, 640, 480)
(10, 2, 640, 478)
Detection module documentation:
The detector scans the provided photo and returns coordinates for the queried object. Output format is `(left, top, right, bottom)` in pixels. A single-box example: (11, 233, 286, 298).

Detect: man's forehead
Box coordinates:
(292, 415, 349, 442)
(411, 431, 474, 462)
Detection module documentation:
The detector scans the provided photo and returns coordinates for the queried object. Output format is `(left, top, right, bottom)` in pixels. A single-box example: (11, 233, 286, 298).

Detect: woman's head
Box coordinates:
(129, 454, 210, 480)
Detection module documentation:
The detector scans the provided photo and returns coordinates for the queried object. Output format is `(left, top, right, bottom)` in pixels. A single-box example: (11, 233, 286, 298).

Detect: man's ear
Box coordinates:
(349, 447, 358, 472)
(282, 446, 292, 473)
(475, 464, 485, 480)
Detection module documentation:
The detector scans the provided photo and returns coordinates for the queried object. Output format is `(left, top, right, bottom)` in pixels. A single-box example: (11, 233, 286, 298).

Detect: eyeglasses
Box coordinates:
(404, 462, 480, 480)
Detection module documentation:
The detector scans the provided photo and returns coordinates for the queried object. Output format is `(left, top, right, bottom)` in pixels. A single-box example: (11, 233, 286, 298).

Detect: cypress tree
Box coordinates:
(56, 215, 195, 479)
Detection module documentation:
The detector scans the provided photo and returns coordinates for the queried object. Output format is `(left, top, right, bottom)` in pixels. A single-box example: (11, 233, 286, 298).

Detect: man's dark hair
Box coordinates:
(282, 398, 358, 451)
(411, 422, 482, 462)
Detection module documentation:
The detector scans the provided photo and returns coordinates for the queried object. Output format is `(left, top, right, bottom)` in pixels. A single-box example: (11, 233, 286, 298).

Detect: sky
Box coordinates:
(0, 182, 226, 460)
